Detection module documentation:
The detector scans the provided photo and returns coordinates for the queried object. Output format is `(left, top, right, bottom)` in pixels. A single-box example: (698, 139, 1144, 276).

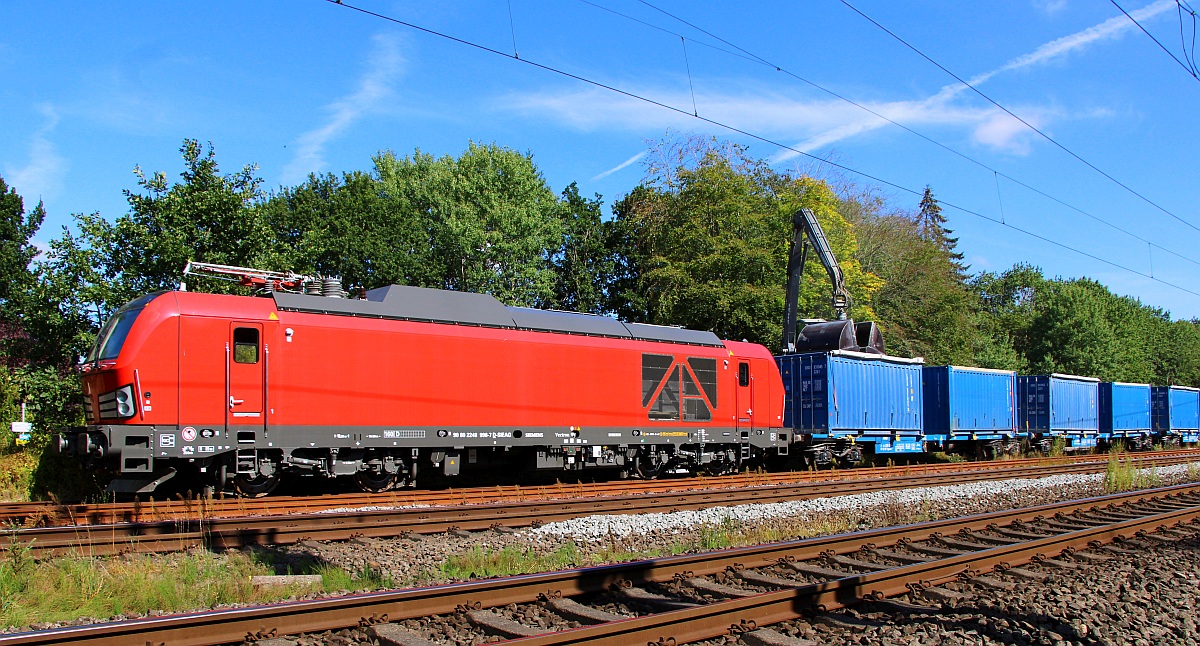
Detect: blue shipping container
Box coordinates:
(777, 351, 923, 435)
(1099, 382, 1151, 434)
(1152, 386, 1200, 433)
(1017, 374, 1100, 434)
(922, 366, 1016, 437)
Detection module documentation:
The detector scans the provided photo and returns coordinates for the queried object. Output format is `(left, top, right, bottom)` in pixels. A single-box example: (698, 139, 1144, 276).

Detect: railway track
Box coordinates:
(7, 451, 1199, 558)
(5, 482, 1198, 645)
(7, 448, 1200, 528)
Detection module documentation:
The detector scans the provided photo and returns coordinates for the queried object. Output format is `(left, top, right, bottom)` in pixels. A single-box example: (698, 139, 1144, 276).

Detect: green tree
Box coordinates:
(915, 185, 965, 272)
(257, 170, 436, 290)
(374, 143, 564, 307)
(609, 135, 879, 347)
(553, 183, 612, 313)
(849, 208, 976, 365)
(0, 176, 44, 310)
(52, 140, 269, 315)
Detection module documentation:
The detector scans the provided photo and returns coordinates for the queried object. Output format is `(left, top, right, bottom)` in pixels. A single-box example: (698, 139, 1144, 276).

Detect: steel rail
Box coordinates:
(7, 449, 1199, 527)
(9, 456, 1192, 558)
(501, 496, 1200, 645)
(4, 483, 1198, 646)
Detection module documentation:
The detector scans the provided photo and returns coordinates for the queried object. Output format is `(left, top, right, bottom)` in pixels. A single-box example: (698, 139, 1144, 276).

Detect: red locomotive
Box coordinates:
(56, 266, 787, 496)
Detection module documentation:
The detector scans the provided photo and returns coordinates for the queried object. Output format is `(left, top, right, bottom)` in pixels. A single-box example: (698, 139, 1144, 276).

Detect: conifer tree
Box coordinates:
(916, 185, 966, 274)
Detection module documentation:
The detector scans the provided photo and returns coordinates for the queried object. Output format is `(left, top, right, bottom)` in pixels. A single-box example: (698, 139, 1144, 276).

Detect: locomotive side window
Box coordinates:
(649, 365, 682, 420)
(642, 354, 674, 407)
(687, 357, 718, 407)
(738, 362, 750, 387)
(684, 398, 711, 422)
(233, 328, 260, 364)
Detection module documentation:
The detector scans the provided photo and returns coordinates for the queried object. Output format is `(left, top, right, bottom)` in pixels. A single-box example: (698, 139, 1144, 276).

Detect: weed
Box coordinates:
(1047, 437, 1067, 458)
(930, 451, 966, 463)
(1102, 448, 1160, 493)
(440, 544, 582, 580)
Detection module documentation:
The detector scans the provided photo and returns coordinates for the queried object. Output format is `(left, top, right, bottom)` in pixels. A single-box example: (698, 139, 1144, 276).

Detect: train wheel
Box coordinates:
(354, 469, 399, 493)
(234, 473, 280, 497)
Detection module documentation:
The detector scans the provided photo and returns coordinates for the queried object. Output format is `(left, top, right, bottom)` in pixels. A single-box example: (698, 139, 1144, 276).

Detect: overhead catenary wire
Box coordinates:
(837, 0, 1200, 236)
(322, 0, 1200, 299)
(625, 0, 1200, 270)
(1110, 0, 1200, 80)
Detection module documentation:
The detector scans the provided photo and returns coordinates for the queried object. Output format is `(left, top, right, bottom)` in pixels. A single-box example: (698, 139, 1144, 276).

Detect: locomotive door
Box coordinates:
(736, 361, 753, 428)
(228, 323, 265, 430)
(735, 360, 753, 460)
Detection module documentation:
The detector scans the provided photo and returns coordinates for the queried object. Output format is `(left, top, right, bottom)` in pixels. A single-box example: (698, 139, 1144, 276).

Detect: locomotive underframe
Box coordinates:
(60, 422, 789, 495)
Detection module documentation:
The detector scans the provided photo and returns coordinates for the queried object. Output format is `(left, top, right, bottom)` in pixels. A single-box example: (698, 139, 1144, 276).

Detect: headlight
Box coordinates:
(99, 385, 137, 419)
(114, 386, 134, 417)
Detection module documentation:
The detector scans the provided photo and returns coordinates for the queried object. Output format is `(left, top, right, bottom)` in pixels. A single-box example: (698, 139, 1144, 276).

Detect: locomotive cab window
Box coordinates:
(233, 328, 259, 364)
(738, 362, 750, 387)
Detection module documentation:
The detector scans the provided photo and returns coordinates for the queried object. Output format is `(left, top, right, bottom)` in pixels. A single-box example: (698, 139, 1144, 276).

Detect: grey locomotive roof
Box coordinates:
(272, 285, 723, 347)
(624, 322, 722, 346)
(509, 306, 634, 338)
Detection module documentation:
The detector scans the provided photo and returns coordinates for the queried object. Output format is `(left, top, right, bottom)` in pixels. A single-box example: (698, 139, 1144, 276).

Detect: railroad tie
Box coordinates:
(1000, 567, 1048, 582)
(686, 577, 757, 598)
(826, 554, 887, 571)
(815, 613, 885, 629)
(367, 624, 441, 646)
(466, 609, 544, 638)
(918, 587, 970, 604)
(255, 639, 298, 646)
(1037, 558, 1079, 570)
(617, 586, 701, 610)
(542, 596, 626, 624)
(966, 575, 1017, 591)
(448, 529, 474, 539)
(783, 562, 856, 580)
(988, 526, 1053, 540)
(904, 543, 970, 557)
(867, 597, 939, 615)
(738, 569, 806, 589)
(962, 530, 1022, 545)
(741, 627, 818, 646)
(1099, 544, 1141, 556)
(936, 536, 993, 551)
(1036, 519, 1095, 532)
(868, 548, 932, 565)
(1069, 551, 1112, 563)
(351, 536, 382, 547)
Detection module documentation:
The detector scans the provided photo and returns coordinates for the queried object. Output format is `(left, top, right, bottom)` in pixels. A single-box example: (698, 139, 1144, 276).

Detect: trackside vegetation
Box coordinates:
(2, 134, 1199, 500)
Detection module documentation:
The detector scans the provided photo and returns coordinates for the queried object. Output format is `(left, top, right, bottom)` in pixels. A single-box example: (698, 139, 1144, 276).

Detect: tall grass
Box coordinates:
(0, 544, 383, 628)
(1103, 448, 1159, 493)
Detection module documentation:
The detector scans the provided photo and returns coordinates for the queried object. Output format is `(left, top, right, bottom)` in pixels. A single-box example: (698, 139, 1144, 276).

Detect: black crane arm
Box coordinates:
(782, 208, 853, 353)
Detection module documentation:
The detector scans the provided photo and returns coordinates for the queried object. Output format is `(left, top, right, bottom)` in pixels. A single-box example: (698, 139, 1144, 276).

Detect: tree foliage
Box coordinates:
(609, 135, 879, 348)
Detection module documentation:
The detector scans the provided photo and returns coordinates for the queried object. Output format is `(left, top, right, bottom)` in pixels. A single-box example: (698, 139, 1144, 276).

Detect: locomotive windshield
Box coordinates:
(84, 293, 162, 363)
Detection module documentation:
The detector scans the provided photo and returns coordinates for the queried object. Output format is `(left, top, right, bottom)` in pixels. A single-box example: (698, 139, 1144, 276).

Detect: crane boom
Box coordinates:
(782, 208, 852, 351)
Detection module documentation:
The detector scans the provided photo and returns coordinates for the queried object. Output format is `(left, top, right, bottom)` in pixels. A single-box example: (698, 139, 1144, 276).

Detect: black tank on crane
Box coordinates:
(781, 208, 885, 355)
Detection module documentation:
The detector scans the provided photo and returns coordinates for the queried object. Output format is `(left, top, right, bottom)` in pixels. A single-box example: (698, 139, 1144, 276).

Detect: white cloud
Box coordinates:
(501, 1, 1172, 161)
(3, 104, 66, 201)
(1033, 0, 1069, 16)
(281, 34, 405, 184)
(592, 151, 647, 181)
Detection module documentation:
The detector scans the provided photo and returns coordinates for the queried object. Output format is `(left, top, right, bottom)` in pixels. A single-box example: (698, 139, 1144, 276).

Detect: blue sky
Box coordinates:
(3, 1, 1198, 318)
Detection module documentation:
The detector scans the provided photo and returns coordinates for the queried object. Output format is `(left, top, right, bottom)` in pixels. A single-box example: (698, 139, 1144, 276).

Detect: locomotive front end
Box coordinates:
(54, 292, 173, 492)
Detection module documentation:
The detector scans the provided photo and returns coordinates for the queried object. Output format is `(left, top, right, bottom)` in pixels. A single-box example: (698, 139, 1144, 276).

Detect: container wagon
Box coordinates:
(922, 366, 1018, 458)
(777, 350, 924, 466)
(1151, 385, 1199, 445)
(1017, 374, 1100, 450)
(1099, 382, 1153, 450)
